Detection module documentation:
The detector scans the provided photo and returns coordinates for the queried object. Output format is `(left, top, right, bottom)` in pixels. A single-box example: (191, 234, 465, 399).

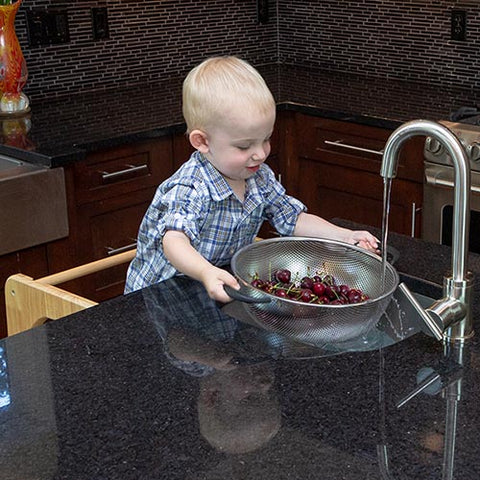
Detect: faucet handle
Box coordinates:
(397, 283, 444, 340)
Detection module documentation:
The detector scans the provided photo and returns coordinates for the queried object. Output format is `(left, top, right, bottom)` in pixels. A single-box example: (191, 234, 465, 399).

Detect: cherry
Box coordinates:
(300, 276, 314, 290)
(262, 280, 276, 294)
(251, 278, 264, 289)
(347, 289, 363, 303)
(312, 281, 326, 296)
(250, 267, 368, 305)
(299, 288, 314, 302)
(324, 285, 336, 300)
(275, 269, 291, 284)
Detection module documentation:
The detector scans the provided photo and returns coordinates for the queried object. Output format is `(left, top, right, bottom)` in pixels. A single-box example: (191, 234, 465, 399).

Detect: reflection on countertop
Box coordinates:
(1, 64, 478, 167)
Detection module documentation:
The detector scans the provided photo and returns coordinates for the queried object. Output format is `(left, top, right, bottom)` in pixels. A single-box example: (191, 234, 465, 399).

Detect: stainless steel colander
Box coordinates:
(226, 237, 399, 345)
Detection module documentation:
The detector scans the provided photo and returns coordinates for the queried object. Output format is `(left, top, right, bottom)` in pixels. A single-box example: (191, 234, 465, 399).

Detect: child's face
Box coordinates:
(204, 103, 276, 182)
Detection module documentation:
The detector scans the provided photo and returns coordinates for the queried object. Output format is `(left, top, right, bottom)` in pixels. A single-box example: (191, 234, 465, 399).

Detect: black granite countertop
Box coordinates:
(1, 225, 480, 479)
(1, 64, 478, 167)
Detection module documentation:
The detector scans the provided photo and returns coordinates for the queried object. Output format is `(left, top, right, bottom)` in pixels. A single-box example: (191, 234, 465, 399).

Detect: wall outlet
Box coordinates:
(92, 7, 109, 41)
(257, 0, 269, 24)
(26, 9, 70, 47)
(451, 9, 467, 41)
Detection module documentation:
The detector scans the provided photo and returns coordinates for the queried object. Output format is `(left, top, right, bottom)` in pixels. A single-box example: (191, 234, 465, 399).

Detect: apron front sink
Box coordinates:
(0, 156, 68, 255)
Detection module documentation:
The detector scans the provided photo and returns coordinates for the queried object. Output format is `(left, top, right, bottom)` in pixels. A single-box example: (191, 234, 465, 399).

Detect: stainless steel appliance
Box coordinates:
(423, 112, 480, 254)
(0, 155, 68, 256)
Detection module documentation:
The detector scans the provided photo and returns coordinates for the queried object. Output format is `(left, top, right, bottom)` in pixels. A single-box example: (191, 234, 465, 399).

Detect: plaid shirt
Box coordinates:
(124, 151, 306, 293)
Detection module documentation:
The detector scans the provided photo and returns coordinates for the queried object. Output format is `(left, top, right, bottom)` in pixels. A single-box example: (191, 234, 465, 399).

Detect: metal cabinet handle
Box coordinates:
(106, 242, 137, 256)
(323, 139, 384, 156)
(100, 164, 149, 181)
(410, 202, 422, 237)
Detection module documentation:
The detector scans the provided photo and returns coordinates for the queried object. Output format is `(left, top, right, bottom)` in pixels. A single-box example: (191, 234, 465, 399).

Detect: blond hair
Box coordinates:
(182, 56, 275, 133)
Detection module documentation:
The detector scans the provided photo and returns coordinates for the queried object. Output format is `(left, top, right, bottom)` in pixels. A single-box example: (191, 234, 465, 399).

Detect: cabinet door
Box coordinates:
(296, 157, 423, 236)
(293, 113, 424, 237)
(75, 188, 157, 301)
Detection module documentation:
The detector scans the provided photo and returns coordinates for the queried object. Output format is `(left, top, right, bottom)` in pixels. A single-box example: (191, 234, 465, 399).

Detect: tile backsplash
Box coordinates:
(277, 0, 480, 91)
(16, 0, 480, 101)
(18, 0, 278, 100)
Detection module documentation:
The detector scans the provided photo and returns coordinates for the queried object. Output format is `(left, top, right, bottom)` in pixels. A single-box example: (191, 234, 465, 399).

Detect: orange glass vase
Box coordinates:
(0, 0, 28, 114)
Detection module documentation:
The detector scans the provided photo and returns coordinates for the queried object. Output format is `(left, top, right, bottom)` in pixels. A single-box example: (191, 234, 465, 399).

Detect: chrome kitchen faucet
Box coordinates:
(381, 119, 474, 343)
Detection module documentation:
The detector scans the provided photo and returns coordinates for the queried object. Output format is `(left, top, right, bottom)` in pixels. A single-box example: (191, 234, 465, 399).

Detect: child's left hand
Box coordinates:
(348, 230, 380, 253)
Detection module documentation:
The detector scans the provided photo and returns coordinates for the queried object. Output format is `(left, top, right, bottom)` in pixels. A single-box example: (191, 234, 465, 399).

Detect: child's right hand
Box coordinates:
(200, 265, 240, 303)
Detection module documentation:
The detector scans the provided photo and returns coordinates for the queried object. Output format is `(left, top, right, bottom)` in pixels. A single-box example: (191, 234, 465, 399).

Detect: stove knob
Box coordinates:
(467, 142, 480, 163)
(425, 137, 443, 155)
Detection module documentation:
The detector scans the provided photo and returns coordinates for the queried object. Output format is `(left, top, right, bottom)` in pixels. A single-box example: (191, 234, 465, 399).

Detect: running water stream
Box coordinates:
(381, 178, 393, 291)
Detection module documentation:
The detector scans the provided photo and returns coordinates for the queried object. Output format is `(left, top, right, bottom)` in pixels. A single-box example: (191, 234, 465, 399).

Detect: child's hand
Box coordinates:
(348, 230, 380, 253)
(200, 265, 240, 303)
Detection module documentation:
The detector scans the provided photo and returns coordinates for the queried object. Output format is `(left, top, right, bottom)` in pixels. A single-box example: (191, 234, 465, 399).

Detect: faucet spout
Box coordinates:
(381, 120, 474, 342)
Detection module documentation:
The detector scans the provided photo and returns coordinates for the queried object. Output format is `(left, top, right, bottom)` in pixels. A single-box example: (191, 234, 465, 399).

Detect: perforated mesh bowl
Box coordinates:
(229, 237, 399, 345)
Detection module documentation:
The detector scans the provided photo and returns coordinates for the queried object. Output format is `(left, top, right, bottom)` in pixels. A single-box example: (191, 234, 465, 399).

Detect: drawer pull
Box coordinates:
(101, 164, 149, 181)
(106, 242, 137, 256)
(411, 202, 422, 237)
(323, 140, 384, 156)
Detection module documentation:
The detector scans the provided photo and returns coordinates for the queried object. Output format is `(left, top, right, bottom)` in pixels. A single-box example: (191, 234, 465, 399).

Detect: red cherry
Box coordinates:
(251, 278, 264, 289)
(347, 289, 363, 303)
(300, 276, 314, 290)
(275, 269, 291, 284)
(312, 281, 326, 296)
(299, 289, 314, 302)
(324, 285, 336, 300)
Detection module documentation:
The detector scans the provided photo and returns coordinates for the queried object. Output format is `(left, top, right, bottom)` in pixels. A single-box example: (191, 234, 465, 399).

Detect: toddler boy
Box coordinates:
(125, 56, 378, 302)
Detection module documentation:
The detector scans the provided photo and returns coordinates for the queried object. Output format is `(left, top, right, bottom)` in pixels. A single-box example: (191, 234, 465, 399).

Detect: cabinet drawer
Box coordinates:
(296, 114, 424, 183)
(74, 138, 173, 205)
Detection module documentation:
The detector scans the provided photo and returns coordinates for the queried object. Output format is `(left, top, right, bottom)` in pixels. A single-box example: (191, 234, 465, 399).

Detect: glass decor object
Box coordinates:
(0, 0, 28, 114)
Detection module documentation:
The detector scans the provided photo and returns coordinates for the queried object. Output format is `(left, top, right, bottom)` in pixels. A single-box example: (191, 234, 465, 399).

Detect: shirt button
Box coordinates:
(229, 248, 235, 254)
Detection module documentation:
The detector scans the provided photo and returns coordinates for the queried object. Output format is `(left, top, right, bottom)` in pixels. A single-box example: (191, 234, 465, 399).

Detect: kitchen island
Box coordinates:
(1, 225, 480, 480)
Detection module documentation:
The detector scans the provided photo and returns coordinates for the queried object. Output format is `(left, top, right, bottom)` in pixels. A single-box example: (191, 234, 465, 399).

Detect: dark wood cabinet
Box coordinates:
(290, 114, 424, 237)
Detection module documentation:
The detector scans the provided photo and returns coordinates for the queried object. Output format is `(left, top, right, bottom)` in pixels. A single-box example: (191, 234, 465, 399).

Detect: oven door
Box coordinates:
(422, 161, 480, 253)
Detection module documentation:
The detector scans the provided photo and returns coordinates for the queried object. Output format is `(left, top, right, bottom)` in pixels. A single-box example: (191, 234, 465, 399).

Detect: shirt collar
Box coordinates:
(196, 152, 234, 201)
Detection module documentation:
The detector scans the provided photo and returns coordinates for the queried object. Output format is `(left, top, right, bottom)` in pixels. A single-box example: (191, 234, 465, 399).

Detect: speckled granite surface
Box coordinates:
(1, 228, 480, 479)
(1, 64, 478, 167)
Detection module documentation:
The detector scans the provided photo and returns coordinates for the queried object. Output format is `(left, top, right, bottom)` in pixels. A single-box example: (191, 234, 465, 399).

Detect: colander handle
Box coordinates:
(224, 285, 272, 304)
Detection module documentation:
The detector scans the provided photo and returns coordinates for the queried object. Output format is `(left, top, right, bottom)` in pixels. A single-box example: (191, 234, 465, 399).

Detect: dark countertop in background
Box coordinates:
(1, 224, 480, 479)
(2, 64, 478, 167)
